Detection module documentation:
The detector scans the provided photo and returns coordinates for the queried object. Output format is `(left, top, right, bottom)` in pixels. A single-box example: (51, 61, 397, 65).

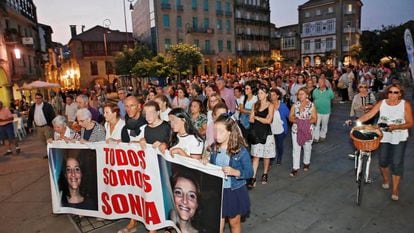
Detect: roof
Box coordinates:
(69, 25, 133, 43)
(299, 0, 336, 9)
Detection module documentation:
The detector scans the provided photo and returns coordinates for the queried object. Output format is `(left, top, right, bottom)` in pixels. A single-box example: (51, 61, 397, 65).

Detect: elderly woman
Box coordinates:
(47, 115, 80, 143)
(103, 103, 125, 143)
(76, 108, 106, 143)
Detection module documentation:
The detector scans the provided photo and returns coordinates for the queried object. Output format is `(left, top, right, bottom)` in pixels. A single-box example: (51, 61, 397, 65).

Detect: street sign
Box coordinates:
(22, 37, 34, 45)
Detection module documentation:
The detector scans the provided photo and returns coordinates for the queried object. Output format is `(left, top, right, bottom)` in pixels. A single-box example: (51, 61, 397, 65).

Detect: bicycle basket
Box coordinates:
(350, 125, 383, 151)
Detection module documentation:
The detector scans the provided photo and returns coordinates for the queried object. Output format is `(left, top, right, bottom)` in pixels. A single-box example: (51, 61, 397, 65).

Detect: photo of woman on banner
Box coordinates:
(166, 164, 222, 233)
(58, 153, 97, 210)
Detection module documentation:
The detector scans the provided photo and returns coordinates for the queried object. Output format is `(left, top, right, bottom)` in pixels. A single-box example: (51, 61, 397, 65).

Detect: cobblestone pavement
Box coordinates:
(0, 95, 413, 233)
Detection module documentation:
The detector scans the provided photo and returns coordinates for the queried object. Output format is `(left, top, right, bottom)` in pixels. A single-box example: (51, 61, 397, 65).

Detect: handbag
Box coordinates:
(337, 80, 346, 89)
(247, 126, 268, 145)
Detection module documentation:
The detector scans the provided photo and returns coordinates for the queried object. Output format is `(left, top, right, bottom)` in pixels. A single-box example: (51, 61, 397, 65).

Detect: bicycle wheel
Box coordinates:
(356, 153, 368, 206)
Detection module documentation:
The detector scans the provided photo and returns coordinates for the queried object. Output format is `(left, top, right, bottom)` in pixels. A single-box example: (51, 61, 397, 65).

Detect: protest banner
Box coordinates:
(48, 141, 223, 232)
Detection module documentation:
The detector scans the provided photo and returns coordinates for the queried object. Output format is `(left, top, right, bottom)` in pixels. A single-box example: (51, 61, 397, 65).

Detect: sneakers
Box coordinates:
(381, 183, 390, 190)
(313, 139, 319, 143)
(289, 169, 298, 177)
(16, 147, 21, 154)
(4, 150, 12, 156)
(319, 137, 326, 142)
(348, 153, 356, 159)
(391, 194, 399, 201)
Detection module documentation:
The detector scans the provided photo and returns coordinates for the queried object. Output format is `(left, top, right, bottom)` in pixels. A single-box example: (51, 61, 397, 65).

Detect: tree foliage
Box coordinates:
(133, 54, 175, 78)
(114, 43, 152, 75)
(167, 43, 203, 76)
(360, 20, 414, 64)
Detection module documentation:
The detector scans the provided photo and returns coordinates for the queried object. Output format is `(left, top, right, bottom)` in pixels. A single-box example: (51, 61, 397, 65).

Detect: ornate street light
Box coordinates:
(103, 19, 111, 83)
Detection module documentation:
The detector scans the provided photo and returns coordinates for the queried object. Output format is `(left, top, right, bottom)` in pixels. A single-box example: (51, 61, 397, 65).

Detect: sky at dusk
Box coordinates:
(35, 0, 414, 45)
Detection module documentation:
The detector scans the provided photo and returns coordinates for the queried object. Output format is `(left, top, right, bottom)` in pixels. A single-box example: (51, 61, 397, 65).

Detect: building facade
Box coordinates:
(132, 0, 236, 75)
(0, 0, 41, 106)
(277, 24, 300, 67)
(298, 0, 362, 67)
(234, 0, 271, 72)
(67, 26, 133, 88)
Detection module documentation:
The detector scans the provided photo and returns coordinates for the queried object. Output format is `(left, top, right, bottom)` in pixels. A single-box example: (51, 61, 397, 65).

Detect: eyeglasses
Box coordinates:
(66, 167, 81, 174)
(388, 91, 400, 94)
(359, 86, 368, 89)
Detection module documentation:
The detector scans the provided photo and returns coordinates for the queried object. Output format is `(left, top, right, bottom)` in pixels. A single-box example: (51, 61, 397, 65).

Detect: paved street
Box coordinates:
(0, 96, 413, 233)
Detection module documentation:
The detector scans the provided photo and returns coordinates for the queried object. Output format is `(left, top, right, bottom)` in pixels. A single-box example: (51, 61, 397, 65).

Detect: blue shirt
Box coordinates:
(118, 100, 126, 119)
(216, 148, 231, 188)
(210, 146, 253, 190)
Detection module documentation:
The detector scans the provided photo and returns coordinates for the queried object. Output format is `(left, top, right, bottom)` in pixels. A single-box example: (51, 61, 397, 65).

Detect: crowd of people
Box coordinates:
(2, 63, 412, 233)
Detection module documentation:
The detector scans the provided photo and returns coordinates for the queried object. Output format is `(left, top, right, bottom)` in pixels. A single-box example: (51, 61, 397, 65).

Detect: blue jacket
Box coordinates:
(210, 146, 253, 190)
(278, 102, 290, 134)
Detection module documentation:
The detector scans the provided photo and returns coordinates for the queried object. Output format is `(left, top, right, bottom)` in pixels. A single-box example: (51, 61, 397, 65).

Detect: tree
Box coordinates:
(133, 54, 175, 78)
(167, 43, 203, 78)
(350, 44, 362, 62)
(114, 43, 152, 75)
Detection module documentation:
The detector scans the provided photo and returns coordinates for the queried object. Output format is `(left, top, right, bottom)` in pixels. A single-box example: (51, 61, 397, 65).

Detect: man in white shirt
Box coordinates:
(65, 95, 78, 125)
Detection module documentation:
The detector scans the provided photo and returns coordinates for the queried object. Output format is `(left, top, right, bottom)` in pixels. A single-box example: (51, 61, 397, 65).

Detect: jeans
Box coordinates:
(274, 133, 286, 163)
(378, 142, 407, 176)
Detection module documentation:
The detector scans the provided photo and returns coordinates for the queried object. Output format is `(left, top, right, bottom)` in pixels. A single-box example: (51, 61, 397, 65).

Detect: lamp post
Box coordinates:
(103, 19, 111, 83)
(123, 0, 134, 47)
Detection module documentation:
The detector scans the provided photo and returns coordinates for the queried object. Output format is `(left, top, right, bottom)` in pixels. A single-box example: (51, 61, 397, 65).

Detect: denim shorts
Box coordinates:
(378, 141, 407, 176)
(0, 123, 15, 140)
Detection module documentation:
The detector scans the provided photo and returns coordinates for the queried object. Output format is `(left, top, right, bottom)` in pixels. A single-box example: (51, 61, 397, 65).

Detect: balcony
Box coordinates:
(188, 27, 215, 34)
(161, 3, 171, 10)
(225, 11, 233, 17)
(216, 9, 223, 16)
(201, 49, 216, 55)
(176, 5, 184, 11)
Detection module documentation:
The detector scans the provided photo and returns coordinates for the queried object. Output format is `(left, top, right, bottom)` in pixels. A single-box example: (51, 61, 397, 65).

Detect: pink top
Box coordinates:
(0, 108, 13, 126)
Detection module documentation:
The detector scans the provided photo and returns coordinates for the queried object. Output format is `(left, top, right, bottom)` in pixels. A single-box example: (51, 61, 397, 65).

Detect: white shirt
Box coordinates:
(160, 108, 171, 122)
(171, 134, 204, 156)
(378, 100, 409, 144)
(34, 102, 47, 126)
(65, 102, 78, 122)
(104, 119, 125, 140)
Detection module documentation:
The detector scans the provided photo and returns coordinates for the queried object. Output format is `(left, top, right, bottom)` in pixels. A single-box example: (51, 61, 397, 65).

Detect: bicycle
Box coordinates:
(349, 124, 383, 206)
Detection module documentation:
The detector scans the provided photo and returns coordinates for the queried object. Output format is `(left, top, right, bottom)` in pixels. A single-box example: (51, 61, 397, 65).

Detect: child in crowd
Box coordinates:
(207, 114, 253, 233)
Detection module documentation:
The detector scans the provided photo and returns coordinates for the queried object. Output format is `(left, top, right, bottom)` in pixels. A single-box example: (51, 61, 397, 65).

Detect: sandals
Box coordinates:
(261, 174, 268, 184)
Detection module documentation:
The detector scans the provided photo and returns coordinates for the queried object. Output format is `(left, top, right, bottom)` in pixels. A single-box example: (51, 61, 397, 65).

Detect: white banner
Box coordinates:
(404, 29, 414, 81)
(47, 141, 224, 232)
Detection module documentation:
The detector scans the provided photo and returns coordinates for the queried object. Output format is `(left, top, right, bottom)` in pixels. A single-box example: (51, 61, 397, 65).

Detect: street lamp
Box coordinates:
(103, 19, 111, 83)
(123, 0, 134, 47)
(14, 47, 21, 59)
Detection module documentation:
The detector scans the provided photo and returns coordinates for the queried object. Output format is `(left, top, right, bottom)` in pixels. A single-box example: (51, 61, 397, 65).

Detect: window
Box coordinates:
(282, 37, 295, 49)
(304, 40, 310, 51)
(225, 20, 231, 32)
(237, 41, 242, 51)
(216, 1, 222, 11)
(192, 0, 197, 9)
(305, 12, 310, 18)
(194, 39, 200, 47)
(346, 4, 353, 13)
(164, 39, 172, 49)
(315, 39, 321, 50)
(192, 17, 198, 30)
(225, 1, 231, 12)
(177, 16, 182, 28)
(248, 43, 252, 51)
(205, 40, 211, 51)
(227, 40, 232, 52)
(204, 18, 209, 29)
(218, 40, 223, 52)
(315, 22, 322, 33)
(216, 19, 222, 30)
(326, 38, 333, 49)
(203, 0, 208, 11)
(163, 14, 170, 28)
(316, 9, 321, 16)
(90, 61, 98, 75)
(327, 20, 334, 32)
(328, 7, 333, 13)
